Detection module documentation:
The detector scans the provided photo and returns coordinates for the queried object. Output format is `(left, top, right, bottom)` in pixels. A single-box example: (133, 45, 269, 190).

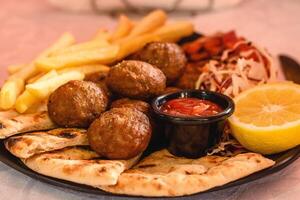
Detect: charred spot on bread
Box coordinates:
(57, 131, 78, 139)
(5, 137, 22, 149)
(0, 122, 5, 129)
(137, 164, 157, 168)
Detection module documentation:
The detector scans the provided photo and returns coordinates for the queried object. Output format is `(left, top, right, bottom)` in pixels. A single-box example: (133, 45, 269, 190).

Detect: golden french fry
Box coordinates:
(58, 64, 110, 75)
(7, 64, 25, 75)
(26, 73, 45, 84)
(15, 90, 39, 113)
(93, 29, 112, 41)
(26, 71, 84, 99)
(1, 33, 74, 110)
(128, 10, 167, 37)
(36, 45, 119, 71)
(50, 39, 110, 56)
(0, 79, 24, 110)
(34, 70, 58, 82)
(110, 15, 134, 42)
(116, 34, 160, 60)
(154, 21, 194, 42)
(16, 70, 59, 113)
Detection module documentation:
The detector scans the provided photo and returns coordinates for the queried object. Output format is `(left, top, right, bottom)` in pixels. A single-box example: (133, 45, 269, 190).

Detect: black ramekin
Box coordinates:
(151, 90, 235, 158)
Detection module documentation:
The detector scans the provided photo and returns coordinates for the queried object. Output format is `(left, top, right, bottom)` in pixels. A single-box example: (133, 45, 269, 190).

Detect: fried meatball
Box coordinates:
(111, 98, 150, 115)
(106, 60, 166, 99)
(88, 108, 151, 159)
(131, 42, 187, 84)
(48, 80, 108, 128)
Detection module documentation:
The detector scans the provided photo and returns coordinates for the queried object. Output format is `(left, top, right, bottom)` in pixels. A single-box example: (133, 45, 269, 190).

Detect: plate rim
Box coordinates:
(0, 142, 299, 198)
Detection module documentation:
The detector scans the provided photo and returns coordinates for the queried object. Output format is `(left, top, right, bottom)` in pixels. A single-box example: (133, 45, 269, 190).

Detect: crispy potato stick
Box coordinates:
(15, 91, 39, 114)
(50, 39, 110, 56)
(0, 79, 24, 110)
(36, 45, 119, 71)
(26, 71, 84, 99)
(154, 21, 194, 42)
(110, 15, 134, 42)
(10, 32, 75, 81)
(93, 29, 112, 41)
(26, 73, 45, 84)
(58, 64, 110, 75)
(0, 33, 75, 110)
(117, 34, 159, 60)
(7, 64, 25, 75)
(16, 70, 58, 113)
(128, 10, 167, 37)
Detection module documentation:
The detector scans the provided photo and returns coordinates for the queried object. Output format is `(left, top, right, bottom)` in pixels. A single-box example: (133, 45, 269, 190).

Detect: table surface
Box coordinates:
(0, 0, 299, 199)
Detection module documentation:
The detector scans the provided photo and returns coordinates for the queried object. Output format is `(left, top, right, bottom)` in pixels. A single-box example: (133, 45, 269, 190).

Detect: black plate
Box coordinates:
(0, 33, 299, 198)
(0, 139, 299, 198)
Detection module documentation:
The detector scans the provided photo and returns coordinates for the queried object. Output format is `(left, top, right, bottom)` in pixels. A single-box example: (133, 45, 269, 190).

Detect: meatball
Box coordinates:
(48, 80, 108, 128)
(110, 98, 150, 115)
(88, 108, 152, 159)
(131, 42, 187, 84)
(106, 60, 166, 99)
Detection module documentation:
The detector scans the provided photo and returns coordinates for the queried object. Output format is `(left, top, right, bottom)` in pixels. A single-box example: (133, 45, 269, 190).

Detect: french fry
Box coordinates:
(116, 34, 160, 60)
(50, 39, 110, 56)
(33, 70, 58, 83)
(58, 64, 110, 75)
(16, 70, 59, 113)
(26, 73, 45, 84)
(15, 90, 39, 113)
(154, 21, 194, 42)
(0, 33, 75, 110)
(0, 79, 24, 110)
(110, 15, 134, 42)
(7, 64, 25, 75)
(9, 32, 75, 81)
(36, 45, 119, 71)
(128, 10, 167, 37)
(93, 29, 112, 41)
(26, 71, 84, 99)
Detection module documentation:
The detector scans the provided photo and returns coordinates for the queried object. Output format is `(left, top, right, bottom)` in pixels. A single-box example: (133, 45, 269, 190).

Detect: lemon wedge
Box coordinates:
(229, 82, 300, 154)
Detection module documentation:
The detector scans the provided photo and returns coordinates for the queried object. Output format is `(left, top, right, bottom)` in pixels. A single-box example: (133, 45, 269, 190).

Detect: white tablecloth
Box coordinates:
(0, 0, 299, 199)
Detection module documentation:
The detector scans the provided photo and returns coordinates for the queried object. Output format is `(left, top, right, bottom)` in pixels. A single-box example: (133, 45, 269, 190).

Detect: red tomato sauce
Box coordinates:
(160, 98, 223, 117)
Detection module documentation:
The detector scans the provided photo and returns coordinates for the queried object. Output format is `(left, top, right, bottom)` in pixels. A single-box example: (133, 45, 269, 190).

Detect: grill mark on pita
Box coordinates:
(56, 131, 78, 139)
(0, 122, 5, 129)
(10, 118, 19, 122)
(136, 164, 157, 168)
(33, 111, 47, 122)
(5, 137, 22, 149)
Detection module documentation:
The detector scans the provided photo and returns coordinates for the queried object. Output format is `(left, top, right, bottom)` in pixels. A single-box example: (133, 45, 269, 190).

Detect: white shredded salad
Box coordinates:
(195, 40, 278, 97)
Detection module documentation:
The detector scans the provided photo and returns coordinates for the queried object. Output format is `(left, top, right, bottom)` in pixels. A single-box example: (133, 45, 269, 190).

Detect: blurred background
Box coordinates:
(0, 0, 299, 84)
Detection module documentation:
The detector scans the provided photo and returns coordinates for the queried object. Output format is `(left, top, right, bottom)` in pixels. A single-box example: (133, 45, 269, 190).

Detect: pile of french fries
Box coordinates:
(0, 10, 194, 114)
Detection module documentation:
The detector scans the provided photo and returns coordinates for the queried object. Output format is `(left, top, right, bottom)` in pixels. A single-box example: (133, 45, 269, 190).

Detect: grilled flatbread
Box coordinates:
(0, 110, 56, 139)
(5, 128, 88, 158)
(22, 146, 141, 186)
(100, 149, 275, 197)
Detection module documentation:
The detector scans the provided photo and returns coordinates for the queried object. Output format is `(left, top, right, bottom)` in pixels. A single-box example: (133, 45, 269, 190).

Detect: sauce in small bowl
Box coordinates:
(160, 98, 223, 117)
(152, 90, 234, 158)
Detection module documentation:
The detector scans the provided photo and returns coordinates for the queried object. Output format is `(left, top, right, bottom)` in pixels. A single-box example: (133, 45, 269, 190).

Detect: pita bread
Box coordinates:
(0, 110, 56, 139)
(5, 128, 88, 158)
(22, 146, 141, 186)
(99, 149, 275, 197)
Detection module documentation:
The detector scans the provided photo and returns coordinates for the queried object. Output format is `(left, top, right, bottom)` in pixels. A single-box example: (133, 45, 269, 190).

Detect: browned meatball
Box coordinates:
(106, 60, 166, 99)
(48, 80, 108, 128)
(88, 108, 151, 159)
(131, 42, 187, 84)
(111, 98, 150, 115)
